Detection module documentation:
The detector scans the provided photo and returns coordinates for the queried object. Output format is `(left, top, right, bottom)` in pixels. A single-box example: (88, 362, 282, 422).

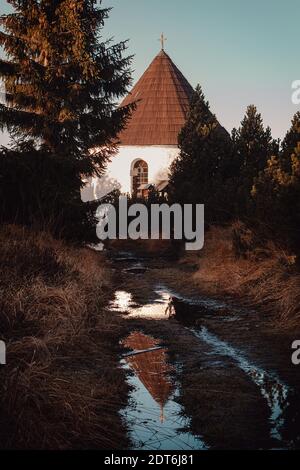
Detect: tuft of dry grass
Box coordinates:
(0, 225, 128, 449)
(190, 224, 300, 326)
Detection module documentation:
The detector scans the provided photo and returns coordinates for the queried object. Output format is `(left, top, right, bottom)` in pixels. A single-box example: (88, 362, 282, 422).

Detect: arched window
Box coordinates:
(131, 159, 148, 195)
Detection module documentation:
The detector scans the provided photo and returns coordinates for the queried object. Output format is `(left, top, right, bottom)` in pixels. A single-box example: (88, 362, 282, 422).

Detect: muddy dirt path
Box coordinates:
(108, 251, 300, 450)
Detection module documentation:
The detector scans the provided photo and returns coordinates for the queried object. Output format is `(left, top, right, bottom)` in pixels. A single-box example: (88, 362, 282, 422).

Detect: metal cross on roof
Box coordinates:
(159, 33, 167, 50)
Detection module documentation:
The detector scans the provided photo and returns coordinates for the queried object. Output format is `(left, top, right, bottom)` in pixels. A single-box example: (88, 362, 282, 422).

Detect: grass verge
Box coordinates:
(0, 225, 128, 449)
(187, 224, 300, 327)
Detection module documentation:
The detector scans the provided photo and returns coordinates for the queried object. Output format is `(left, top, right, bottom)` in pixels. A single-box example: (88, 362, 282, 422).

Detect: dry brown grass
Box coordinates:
(0, 225, 128, 449)
(190, 224, 300, 326)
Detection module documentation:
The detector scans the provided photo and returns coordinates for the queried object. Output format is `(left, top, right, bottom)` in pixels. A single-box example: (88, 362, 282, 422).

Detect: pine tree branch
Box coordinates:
(0, 103, 44, 134)
(4, 91, 39, 111)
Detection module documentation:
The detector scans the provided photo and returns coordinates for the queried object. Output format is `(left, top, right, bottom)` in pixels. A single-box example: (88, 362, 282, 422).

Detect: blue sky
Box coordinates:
(1, 0, 299, 141)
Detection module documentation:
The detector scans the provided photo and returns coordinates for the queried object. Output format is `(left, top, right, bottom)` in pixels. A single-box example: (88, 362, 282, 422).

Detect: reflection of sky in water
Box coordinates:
(121, 361, 207, 450)
(110, 290, 172, 319)
(193, 327, 290, 443)
(112, 291, 133, 312)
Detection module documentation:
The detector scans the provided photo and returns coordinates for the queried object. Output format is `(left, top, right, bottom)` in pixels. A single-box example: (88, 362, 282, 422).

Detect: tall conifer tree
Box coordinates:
(169, 85, 235, 222)
(0, 0, 133, 240)
(252, 113, 300, 254)
(232, 105, 278, 217)
(280, 111, 300, 169)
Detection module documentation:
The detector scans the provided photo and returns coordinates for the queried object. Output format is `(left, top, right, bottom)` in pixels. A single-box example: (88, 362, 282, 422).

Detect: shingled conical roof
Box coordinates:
(119, 50, 194, 146)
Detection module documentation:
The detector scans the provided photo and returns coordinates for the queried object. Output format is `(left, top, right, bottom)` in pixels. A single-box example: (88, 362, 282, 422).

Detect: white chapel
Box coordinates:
(81, 40, 194, 202)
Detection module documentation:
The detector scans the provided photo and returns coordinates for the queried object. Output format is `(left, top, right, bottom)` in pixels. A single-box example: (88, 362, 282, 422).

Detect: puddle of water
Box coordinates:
(110, 251, 146, 264)
(121, 331, 207, 450)
(156, 284, 253, 317)
(110, 286, 238, 322)
(191, 327, 290, 444)
(124, 262, 148, 275)
(112, 285, 291, 448)
(111, 290, 172, 319)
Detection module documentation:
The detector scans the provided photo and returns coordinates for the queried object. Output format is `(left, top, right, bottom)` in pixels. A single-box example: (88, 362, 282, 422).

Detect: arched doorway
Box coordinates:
(131, 159, 148, 195)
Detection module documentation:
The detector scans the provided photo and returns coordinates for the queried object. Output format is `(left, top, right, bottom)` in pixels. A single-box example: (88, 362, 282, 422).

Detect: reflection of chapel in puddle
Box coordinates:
(124, 331, 174, 423)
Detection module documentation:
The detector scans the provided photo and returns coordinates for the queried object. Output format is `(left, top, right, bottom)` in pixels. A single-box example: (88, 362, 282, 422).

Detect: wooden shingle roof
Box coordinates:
(119, 50, 194, 146)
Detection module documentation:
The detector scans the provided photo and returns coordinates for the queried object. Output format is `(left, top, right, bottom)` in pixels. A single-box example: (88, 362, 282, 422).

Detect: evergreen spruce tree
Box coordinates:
(169, 85, 236, 223)
(0, 0, 133, 241)
(252, 113, 300, 255)
(280, 111, 300, 168)
(232, 105, 278, 218)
